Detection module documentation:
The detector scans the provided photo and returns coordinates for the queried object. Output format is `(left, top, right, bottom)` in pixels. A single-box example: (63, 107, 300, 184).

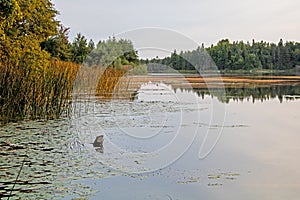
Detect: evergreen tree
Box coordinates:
(146, 39, 300, 71)
(41, 25, 72, 61)
(70, 33, 90, 64)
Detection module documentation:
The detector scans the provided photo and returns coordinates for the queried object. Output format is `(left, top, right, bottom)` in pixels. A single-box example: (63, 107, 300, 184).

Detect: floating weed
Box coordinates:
(223, 173, 240, 180)
(177, 176, 200, 184)
(208, 174, 222, 179)
(196, 122, 249, 128)
(207, 171, 240, 187)
(208, 183, 223, 187)
(208, 172, 240, 180)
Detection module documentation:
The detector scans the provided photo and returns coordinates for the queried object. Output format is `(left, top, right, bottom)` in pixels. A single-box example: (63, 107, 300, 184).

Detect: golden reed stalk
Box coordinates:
(0, 60, 79, 123)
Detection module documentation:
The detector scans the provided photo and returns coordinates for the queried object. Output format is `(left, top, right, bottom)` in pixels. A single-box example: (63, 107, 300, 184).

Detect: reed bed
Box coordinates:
(1, 62, 140, 123)
(96, 67, 128, 98)
(0, 60, 79, 123)
(73, 65, 105, 94)
(73, 65, 138, 103)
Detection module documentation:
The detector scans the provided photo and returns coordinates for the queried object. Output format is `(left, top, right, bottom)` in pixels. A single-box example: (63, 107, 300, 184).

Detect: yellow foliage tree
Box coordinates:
(0, 0, 80, 122)
(0, 0, 58, 68)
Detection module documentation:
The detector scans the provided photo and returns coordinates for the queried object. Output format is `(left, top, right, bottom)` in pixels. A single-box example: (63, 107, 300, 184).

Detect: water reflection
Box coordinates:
(190, 84, 300, 103)
(105, 78, 300, 103)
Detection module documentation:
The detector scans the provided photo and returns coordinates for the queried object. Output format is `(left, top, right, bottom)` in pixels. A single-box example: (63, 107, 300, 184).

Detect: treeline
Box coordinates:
(192, 84, 300, 103)
(144, 39, 300, 71)
(41, 29, 140, 68)
(42, 30, 148, 73)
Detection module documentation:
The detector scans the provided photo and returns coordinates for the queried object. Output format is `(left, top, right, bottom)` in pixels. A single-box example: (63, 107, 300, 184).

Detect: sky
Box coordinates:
(52, 0, 300, 57)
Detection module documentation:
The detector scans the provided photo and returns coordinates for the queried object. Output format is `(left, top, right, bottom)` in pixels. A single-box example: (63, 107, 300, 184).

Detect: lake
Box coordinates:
(0, 76, 300, 200)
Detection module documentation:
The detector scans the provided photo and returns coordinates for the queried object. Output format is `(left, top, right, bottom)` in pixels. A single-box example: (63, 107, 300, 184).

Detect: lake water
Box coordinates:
(0, 81, 300, 200)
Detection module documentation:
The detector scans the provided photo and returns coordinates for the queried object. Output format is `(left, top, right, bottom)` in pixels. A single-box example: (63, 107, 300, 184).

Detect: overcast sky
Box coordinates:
(52, 0, 300, 56)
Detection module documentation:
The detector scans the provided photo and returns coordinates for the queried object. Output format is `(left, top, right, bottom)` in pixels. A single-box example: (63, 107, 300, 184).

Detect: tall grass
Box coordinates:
(0, 60, 79, 123)
(94, 65, 148, 99)
(96, 67, 127, 98)
(73, 65, 138, 101)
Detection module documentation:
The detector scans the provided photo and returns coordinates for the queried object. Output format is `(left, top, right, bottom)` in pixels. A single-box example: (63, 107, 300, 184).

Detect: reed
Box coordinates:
(0, 60, 79, 123)
(96, 67, 128, 98)
(73, 65, 105, 94)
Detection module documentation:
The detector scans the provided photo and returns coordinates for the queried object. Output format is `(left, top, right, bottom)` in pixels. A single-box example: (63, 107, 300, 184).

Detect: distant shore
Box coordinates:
(126, 74, 300, 89)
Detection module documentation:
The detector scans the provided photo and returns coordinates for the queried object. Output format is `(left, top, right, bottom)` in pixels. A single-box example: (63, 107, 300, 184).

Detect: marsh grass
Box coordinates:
(96, 67, 128, 98)
(0, 60, 79, 123)
(0, 62, 143, 123)
(73, 65, 140, 102)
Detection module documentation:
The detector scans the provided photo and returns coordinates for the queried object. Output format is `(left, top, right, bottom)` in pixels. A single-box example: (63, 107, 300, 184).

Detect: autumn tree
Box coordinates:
(0, 0, 62, 122)
(0, 0, 58, 68)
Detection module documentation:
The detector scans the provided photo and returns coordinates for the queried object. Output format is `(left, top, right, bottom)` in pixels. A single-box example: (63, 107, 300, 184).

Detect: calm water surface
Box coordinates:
(0, 82, 299, 200)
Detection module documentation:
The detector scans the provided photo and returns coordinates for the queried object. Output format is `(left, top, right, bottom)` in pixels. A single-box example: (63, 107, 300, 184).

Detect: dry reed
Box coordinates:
(96, 67, 128, 98)
(0, 60, 79, 123)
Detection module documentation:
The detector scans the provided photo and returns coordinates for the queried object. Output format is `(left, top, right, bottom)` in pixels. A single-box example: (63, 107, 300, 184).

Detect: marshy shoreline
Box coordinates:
(122, 74, 300, 90)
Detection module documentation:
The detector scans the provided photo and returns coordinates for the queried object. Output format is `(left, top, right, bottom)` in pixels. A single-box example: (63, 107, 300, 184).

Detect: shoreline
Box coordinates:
(126, 74, 300, 89)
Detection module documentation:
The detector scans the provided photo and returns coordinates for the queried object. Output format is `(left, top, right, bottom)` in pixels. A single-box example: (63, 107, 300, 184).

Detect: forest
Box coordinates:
(144, 39, 300, 72)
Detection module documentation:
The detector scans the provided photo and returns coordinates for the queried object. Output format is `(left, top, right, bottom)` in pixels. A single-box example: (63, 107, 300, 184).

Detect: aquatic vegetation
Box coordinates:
(0, 60, 79, 123)
(96, 67, 127, 98)
(0, 119, 113, 199)
(207, 172, 240, 187)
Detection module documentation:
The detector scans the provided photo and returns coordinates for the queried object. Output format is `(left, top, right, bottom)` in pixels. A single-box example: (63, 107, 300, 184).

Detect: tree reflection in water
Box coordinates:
(188, 84, 300, 103)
